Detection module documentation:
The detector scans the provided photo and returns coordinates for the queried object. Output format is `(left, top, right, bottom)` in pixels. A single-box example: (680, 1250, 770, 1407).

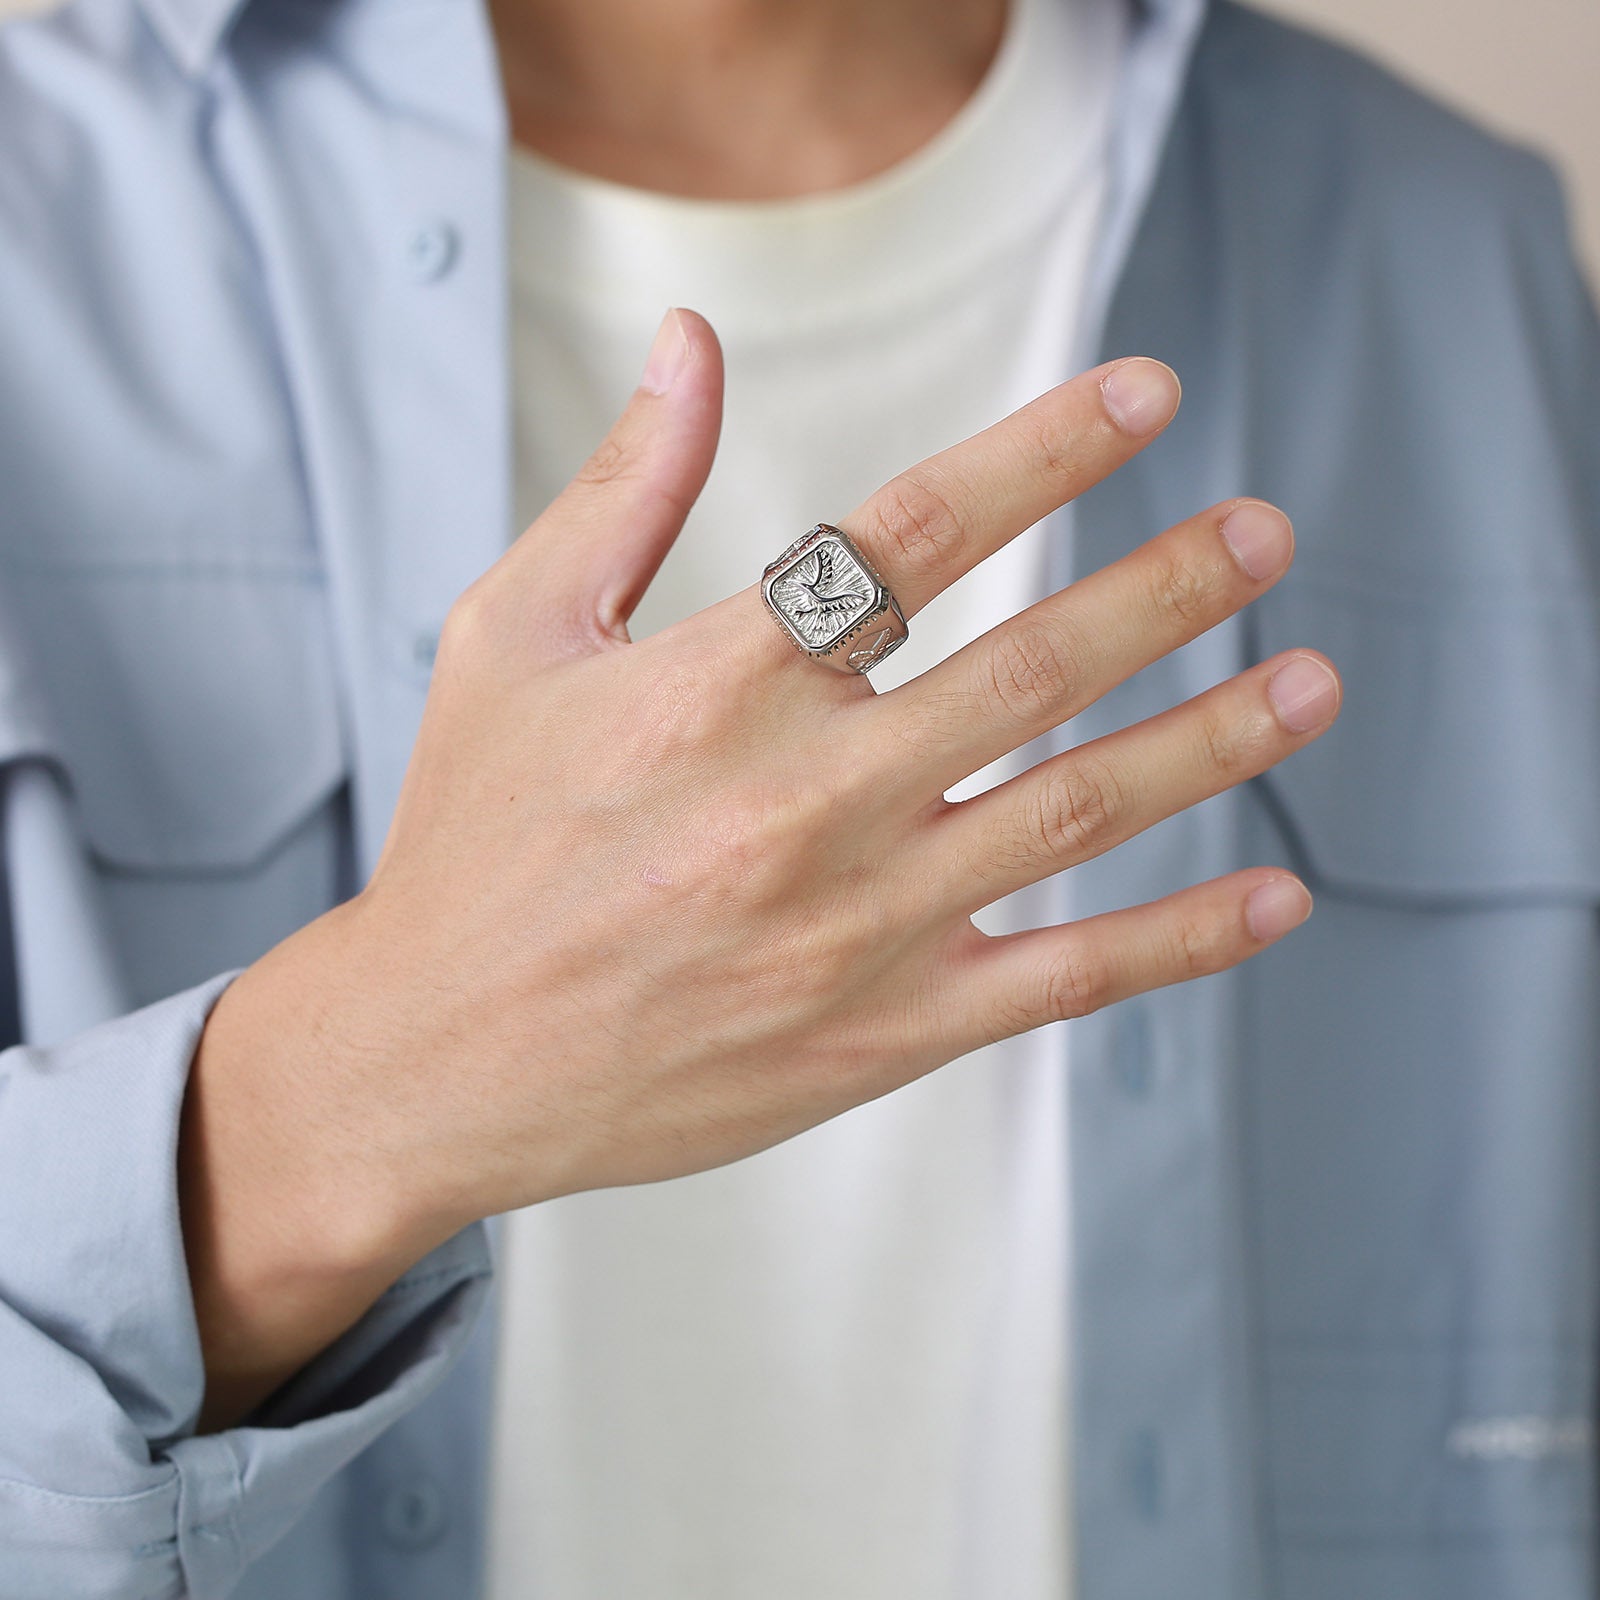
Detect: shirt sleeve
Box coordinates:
(0, 962, 492, 1599)
(1518, 152, 1600, 540)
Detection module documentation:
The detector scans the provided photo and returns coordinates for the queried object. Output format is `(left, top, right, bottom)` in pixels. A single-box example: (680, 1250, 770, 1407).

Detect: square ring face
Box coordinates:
(765, 535, 879, 649)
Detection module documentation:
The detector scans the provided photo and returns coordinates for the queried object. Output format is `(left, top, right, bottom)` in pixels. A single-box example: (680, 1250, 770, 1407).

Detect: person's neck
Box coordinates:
(488, 0, 1010, 200)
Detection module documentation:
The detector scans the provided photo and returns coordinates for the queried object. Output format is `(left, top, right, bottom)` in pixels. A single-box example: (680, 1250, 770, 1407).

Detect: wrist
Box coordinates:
(179, 899, 465, 1428)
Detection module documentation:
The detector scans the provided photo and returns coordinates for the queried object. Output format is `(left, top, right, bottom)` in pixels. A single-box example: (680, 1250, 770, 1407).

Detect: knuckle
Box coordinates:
(867, 469, 967, 581)
(1016, 409, 1090, 491)
(1168, 909, 1222, 980)
(982, 617, 1076, 723)
(884, 691, 966, 759)
(1032, 754, 1125, 860)
(1148, 549, 1216, 633)
(1196, 705, 1248, 778)
(680, 795, 775, 896)
(573, 432, 637, 493)
(1038, 940, 1109, 1023)
(689, 784, 821, 902)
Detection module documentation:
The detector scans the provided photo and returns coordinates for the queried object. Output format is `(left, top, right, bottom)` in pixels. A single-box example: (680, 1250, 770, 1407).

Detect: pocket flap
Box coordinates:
(1251, 568, 1600, 902)
(2, 566, 345, 872)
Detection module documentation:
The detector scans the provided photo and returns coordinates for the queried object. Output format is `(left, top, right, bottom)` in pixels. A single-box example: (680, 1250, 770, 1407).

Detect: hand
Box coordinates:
(182, 308, 1339, 1425)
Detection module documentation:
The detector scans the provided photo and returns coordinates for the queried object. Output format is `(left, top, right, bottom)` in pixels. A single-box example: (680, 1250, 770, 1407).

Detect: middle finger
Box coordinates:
(928, 646, 1342, 915)
(871, 496, 1298, 794)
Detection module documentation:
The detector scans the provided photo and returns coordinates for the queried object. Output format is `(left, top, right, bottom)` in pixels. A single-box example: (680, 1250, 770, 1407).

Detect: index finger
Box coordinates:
(835, 355, 1181, 620)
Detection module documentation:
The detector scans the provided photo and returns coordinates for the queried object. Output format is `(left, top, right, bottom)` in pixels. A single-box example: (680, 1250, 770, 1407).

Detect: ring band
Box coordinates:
(761, 523, 909, 675)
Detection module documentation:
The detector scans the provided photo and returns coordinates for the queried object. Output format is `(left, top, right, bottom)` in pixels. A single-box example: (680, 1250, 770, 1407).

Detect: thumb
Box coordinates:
(513, 306, 725, 645)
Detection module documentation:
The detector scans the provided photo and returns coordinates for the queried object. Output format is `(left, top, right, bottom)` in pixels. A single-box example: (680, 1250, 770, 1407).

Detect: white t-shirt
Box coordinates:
(489, 0, 1128, 1594)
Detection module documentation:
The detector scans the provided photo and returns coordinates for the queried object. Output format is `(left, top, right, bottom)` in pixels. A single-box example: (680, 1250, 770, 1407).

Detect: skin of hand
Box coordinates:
(179, 309, 1339, 1430)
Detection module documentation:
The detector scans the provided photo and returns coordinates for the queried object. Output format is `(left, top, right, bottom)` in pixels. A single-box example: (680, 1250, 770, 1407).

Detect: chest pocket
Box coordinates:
(1249, 559, 1600, 905)
(1238, 562, 1600, 1551)
(0, 168, 346, 879)
(1, 560, 345, 875)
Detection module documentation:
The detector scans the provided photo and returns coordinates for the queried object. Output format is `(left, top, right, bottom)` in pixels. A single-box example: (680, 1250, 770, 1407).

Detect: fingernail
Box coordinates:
(1267, 655, 1339, 733)
(641, 308, 688, 395)
(1100, 358, 1181, 436)
(1221, 501, 1294, 580)
(1246, 876, 1313, 942)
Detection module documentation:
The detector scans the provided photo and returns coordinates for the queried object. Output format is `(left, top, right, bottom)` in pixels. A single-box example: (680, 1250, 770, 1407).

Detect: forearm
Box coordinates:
(177, 899, 458, 1432)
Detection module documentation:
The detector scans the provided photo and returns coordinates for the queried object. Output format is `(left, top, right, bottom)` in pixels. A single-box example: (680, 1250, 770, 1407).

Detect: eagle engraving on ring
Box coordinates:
(769, 539, 875, 645)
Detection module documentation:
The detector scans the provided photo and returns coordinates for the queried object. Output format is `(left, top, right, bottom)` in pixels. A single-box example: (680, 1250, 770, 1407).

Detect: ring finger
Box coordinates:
(928, 647, 1342, 914)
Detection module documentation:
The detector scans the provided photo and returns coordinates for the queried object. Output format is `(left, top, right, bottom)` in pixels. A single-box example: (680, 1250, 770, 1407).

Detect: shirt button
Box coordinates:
(405, 220, 459, 283)
(1109, 1002, 1156, 1099)
(380, 1476, 449, 1549)
(412, 629, 440, 670)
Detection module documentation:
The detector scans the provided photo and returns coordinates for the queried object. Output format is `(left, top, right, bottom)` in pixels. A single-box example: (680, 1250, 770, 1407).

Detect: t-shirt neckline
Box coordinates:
(506, 0, 1127, 331)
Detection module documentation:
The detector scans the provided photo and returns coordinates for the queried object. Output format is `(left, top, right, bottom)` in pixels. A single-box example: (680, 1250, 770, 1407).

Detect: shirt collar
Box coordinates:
(139, 0, 1206, 79)
(139, 0, 252, 75)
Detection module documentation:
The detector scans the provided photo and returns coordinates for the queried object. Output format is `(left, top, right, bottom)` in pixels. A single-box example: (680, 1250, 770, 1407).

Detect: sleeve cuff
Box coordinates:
(0, 974, 492, 1599)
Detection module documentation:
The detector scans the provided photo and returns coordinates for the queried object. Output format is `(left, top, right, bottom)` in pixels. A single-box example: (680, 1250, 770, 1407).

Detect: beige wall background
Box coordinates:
(2, 0, 1596, 289)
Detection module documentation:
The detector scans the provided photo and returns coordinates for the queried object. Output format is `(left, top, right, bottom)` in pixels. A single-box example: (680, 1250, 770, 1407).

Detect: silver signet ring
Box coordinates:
(761, 523, 909, 675)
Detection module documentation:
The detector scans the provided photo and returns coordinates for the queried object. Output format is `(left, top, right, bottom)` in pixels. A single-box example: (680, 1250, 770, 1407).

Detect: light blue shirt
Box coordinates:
(1, 0, 1597, 1595)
